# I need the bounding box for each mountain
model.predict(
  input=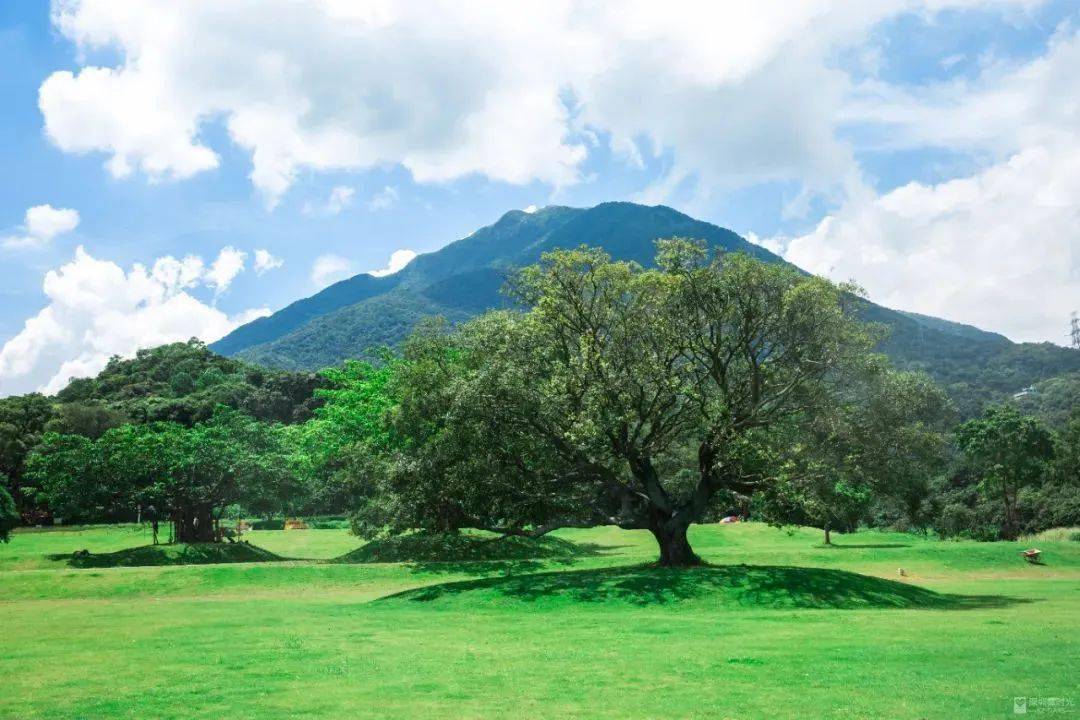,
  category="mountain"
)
[212,202,1080,416]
